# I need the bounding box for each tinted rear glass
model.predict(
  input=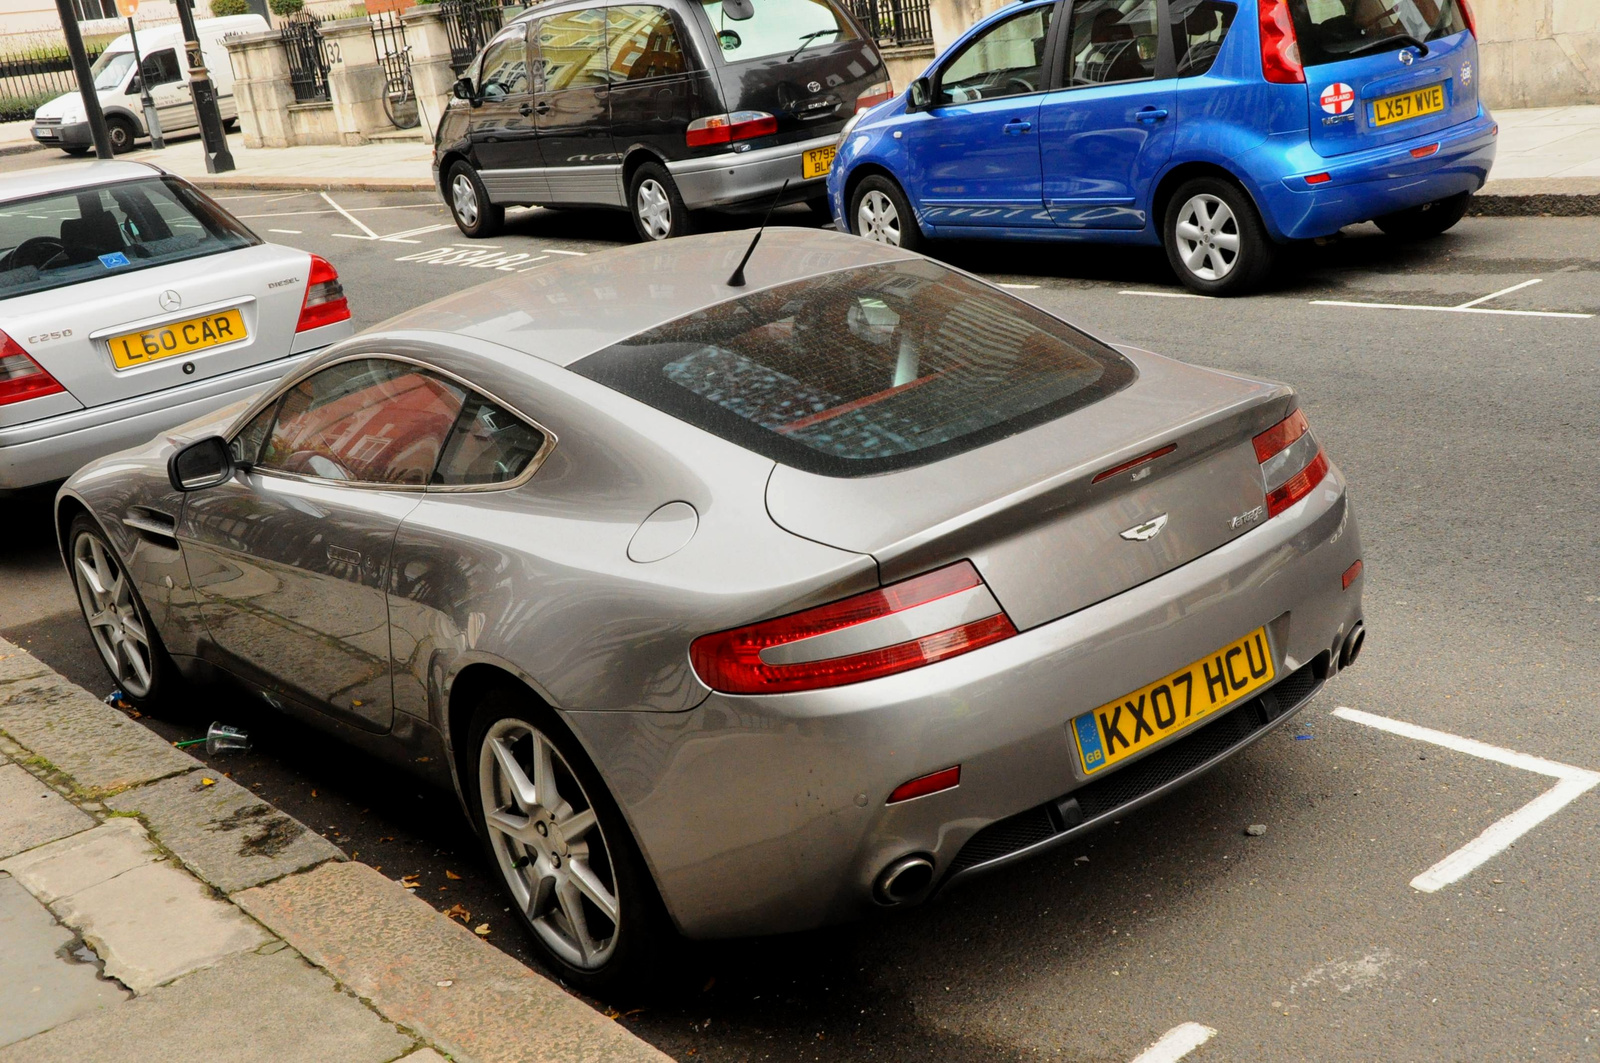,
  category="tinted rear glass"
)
[571,260,1135,477]
[0,177,259,299]
[699,0,857,62]
[1290,0,1468,66]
